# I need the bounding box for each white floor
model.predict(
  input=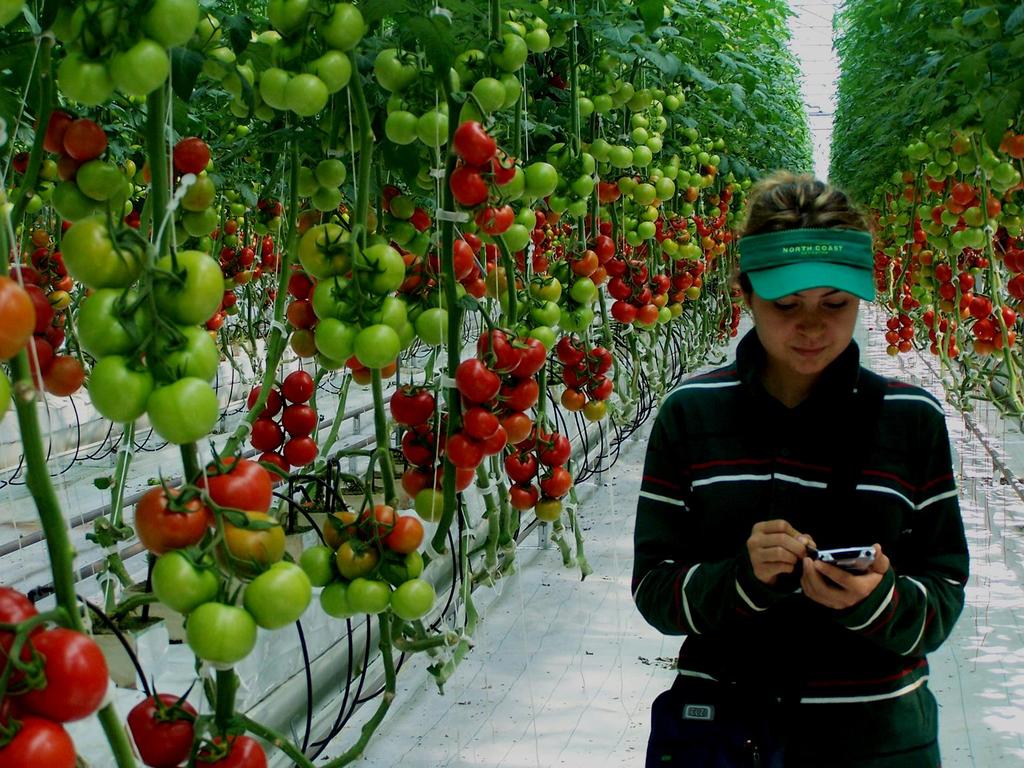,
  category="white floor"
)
[323,311,1024,768]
